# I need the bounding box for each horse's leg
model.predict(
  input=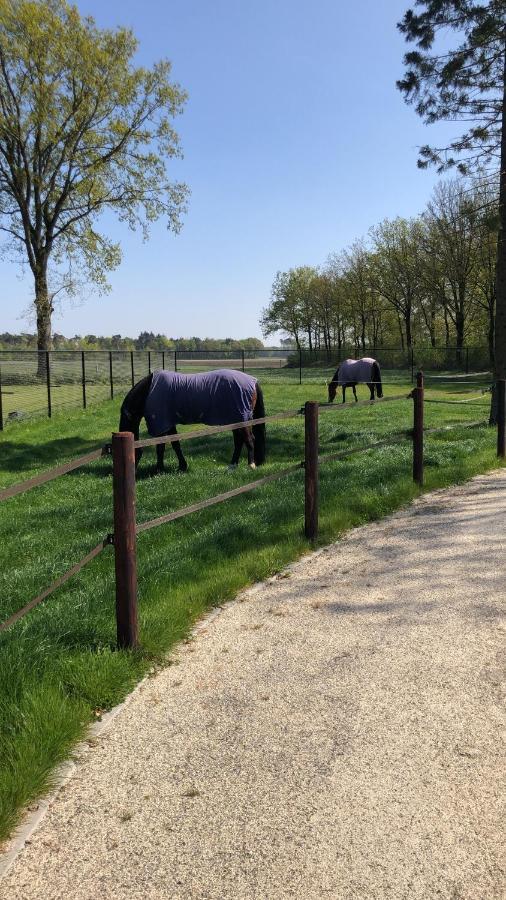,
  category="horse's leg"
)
[244,427,256,469]
[162,427,187,473]
[368,382,374,401]
[353,384,358,402]
[342,385,346,403]
[228,429,244,470]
